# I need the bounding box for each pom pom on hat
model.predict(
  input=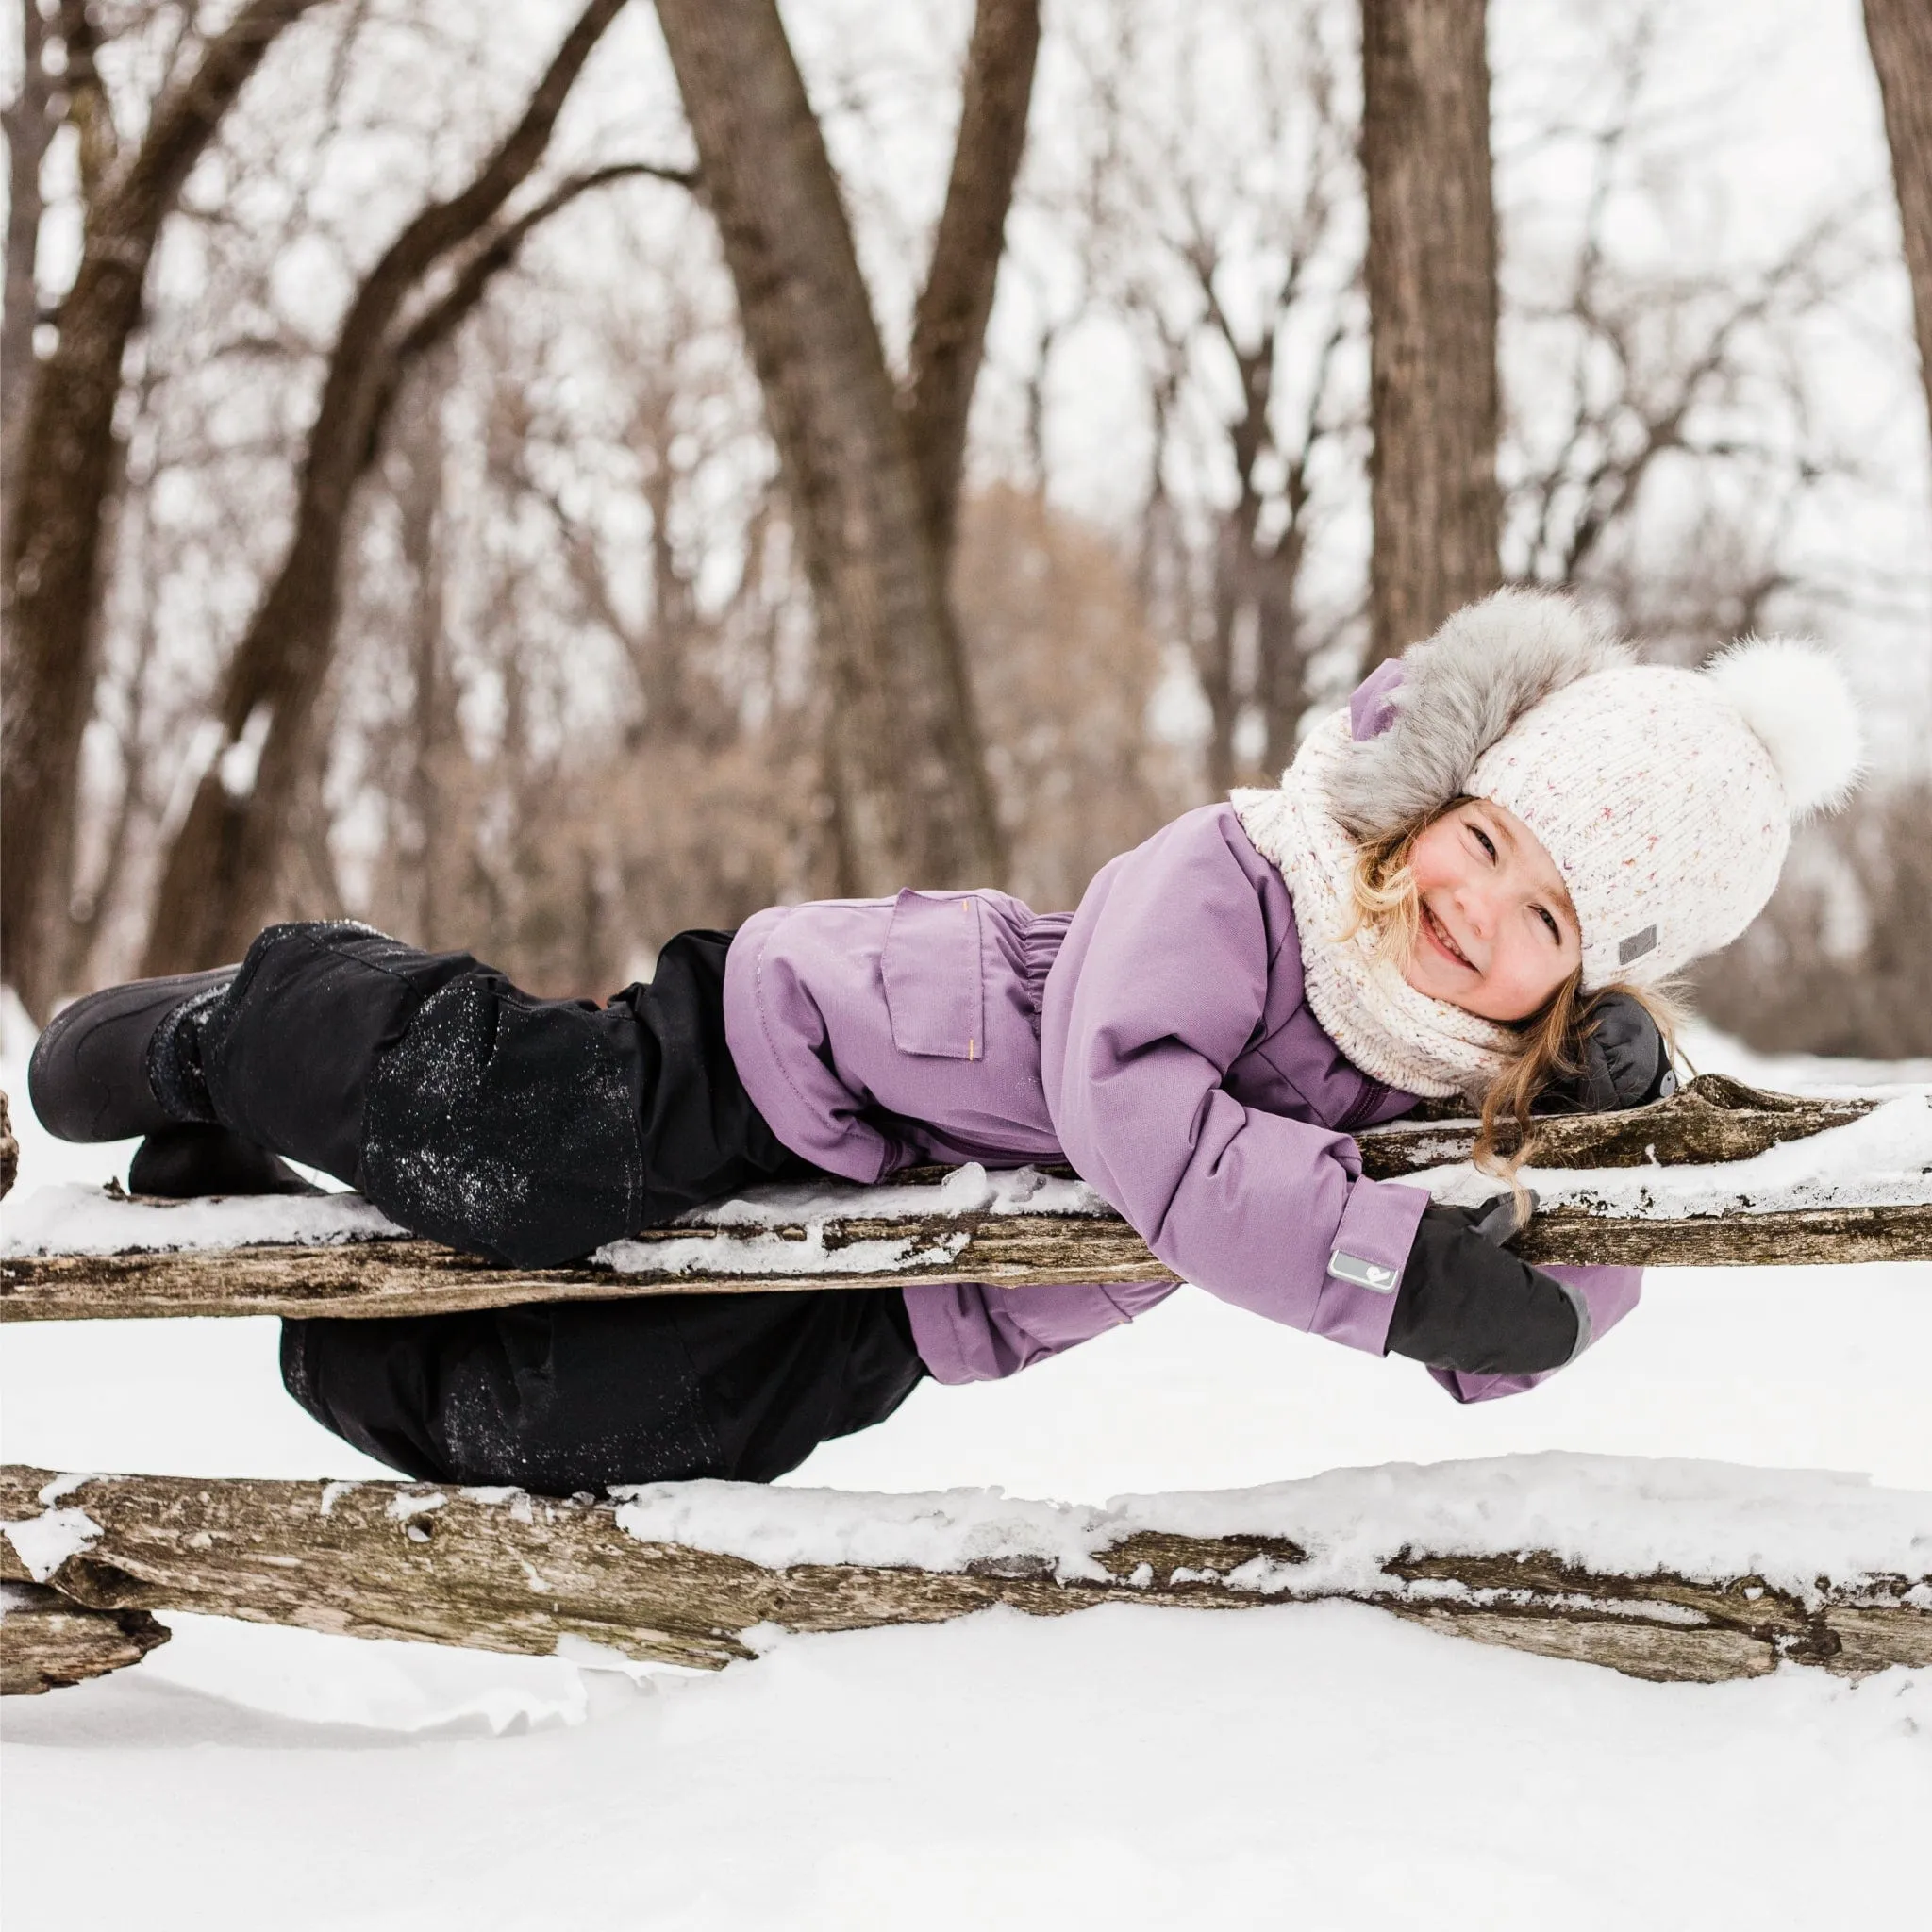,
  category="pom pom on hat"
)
[1704,637,1862,819]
